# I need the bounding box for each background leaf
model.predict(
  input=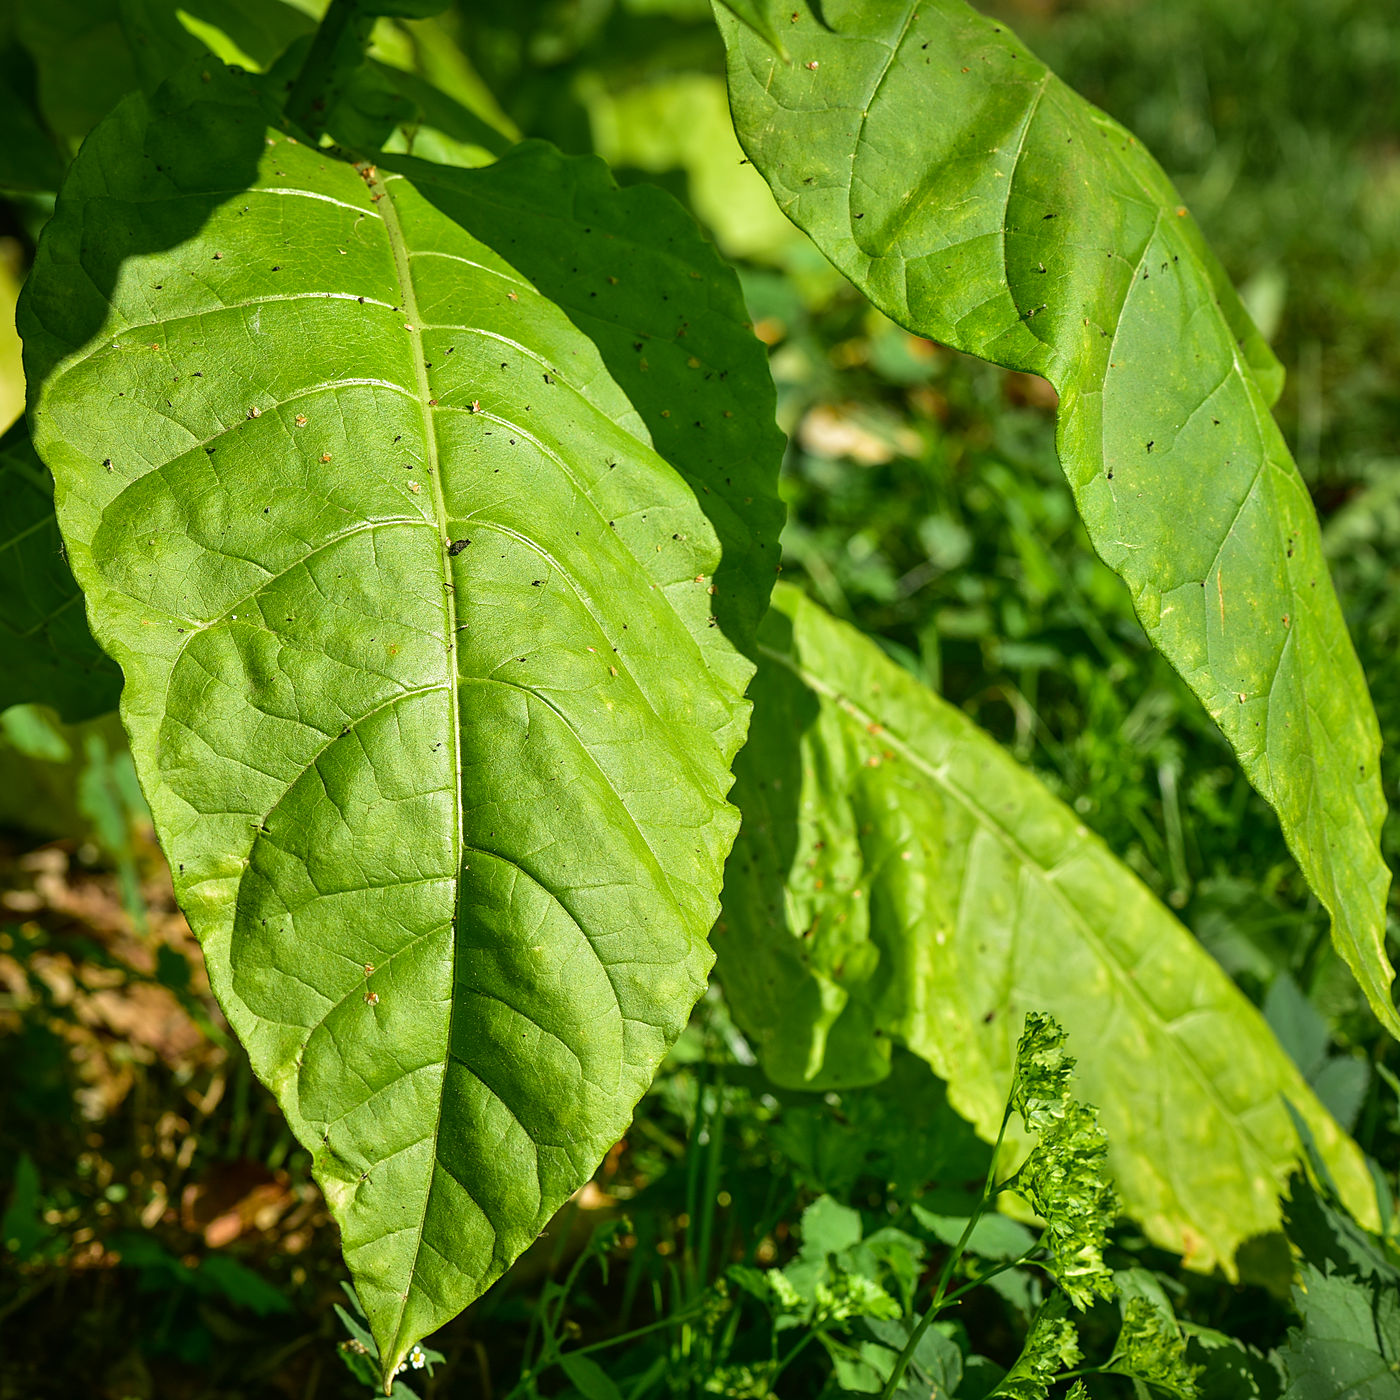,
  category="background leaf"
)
[1280,1267,1400,1400]
[716,585,1376,1269]
[14,0,317,148]
[716,0,1396,1037]
[20,66,780,1377]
